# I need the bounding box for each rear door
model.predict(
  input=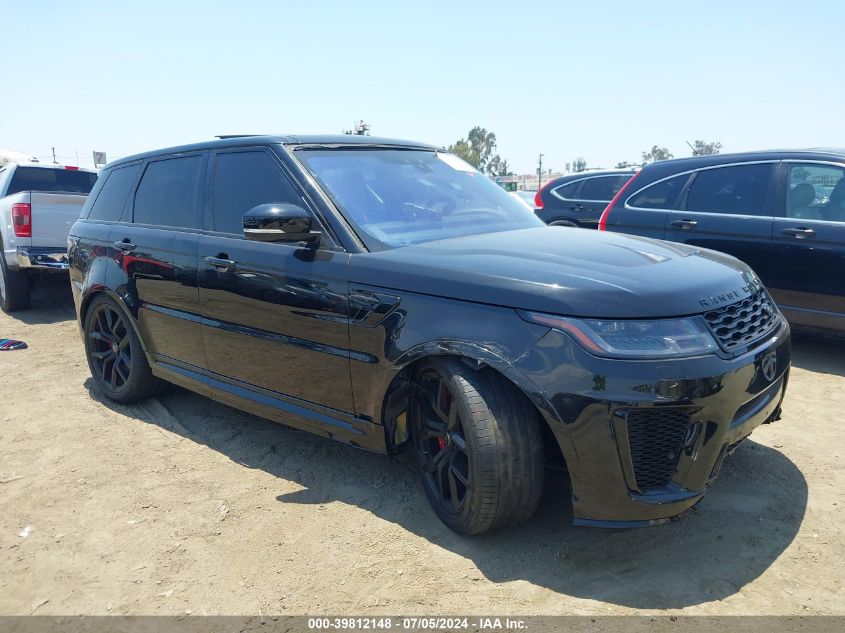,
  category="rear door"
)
[117,153,207,369]
[71,162,143,296]
[665,162,775,283]
[539,178,582,225]
[197,147,355,413]
[769,161,845,333]
[570,174,632,229]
